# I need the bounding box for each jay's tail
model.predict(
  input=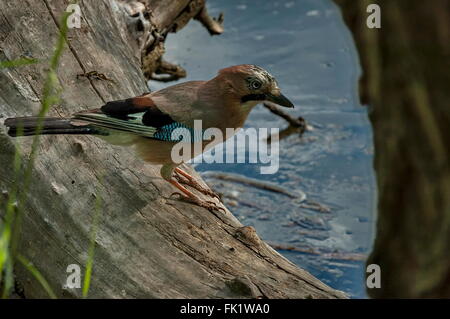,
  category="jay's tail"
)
[4,117,102,137]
